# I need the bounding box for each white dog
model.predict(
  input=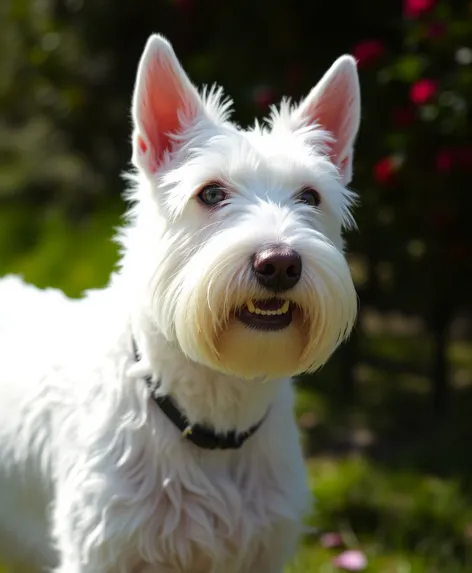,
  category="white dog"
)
[0,34,360,573]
